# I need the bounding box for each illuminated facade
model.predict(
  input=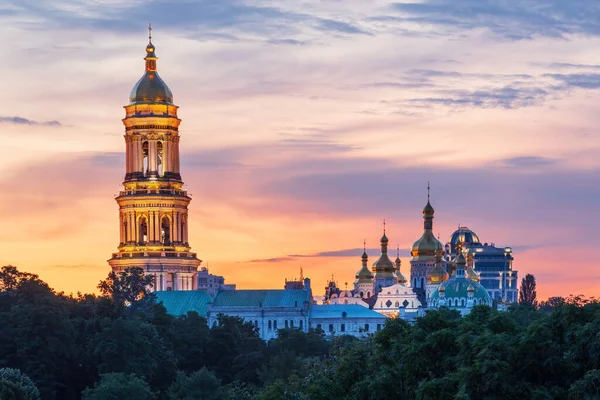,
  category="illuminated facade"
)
[445,227,519,303]
[108,30,201,291]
